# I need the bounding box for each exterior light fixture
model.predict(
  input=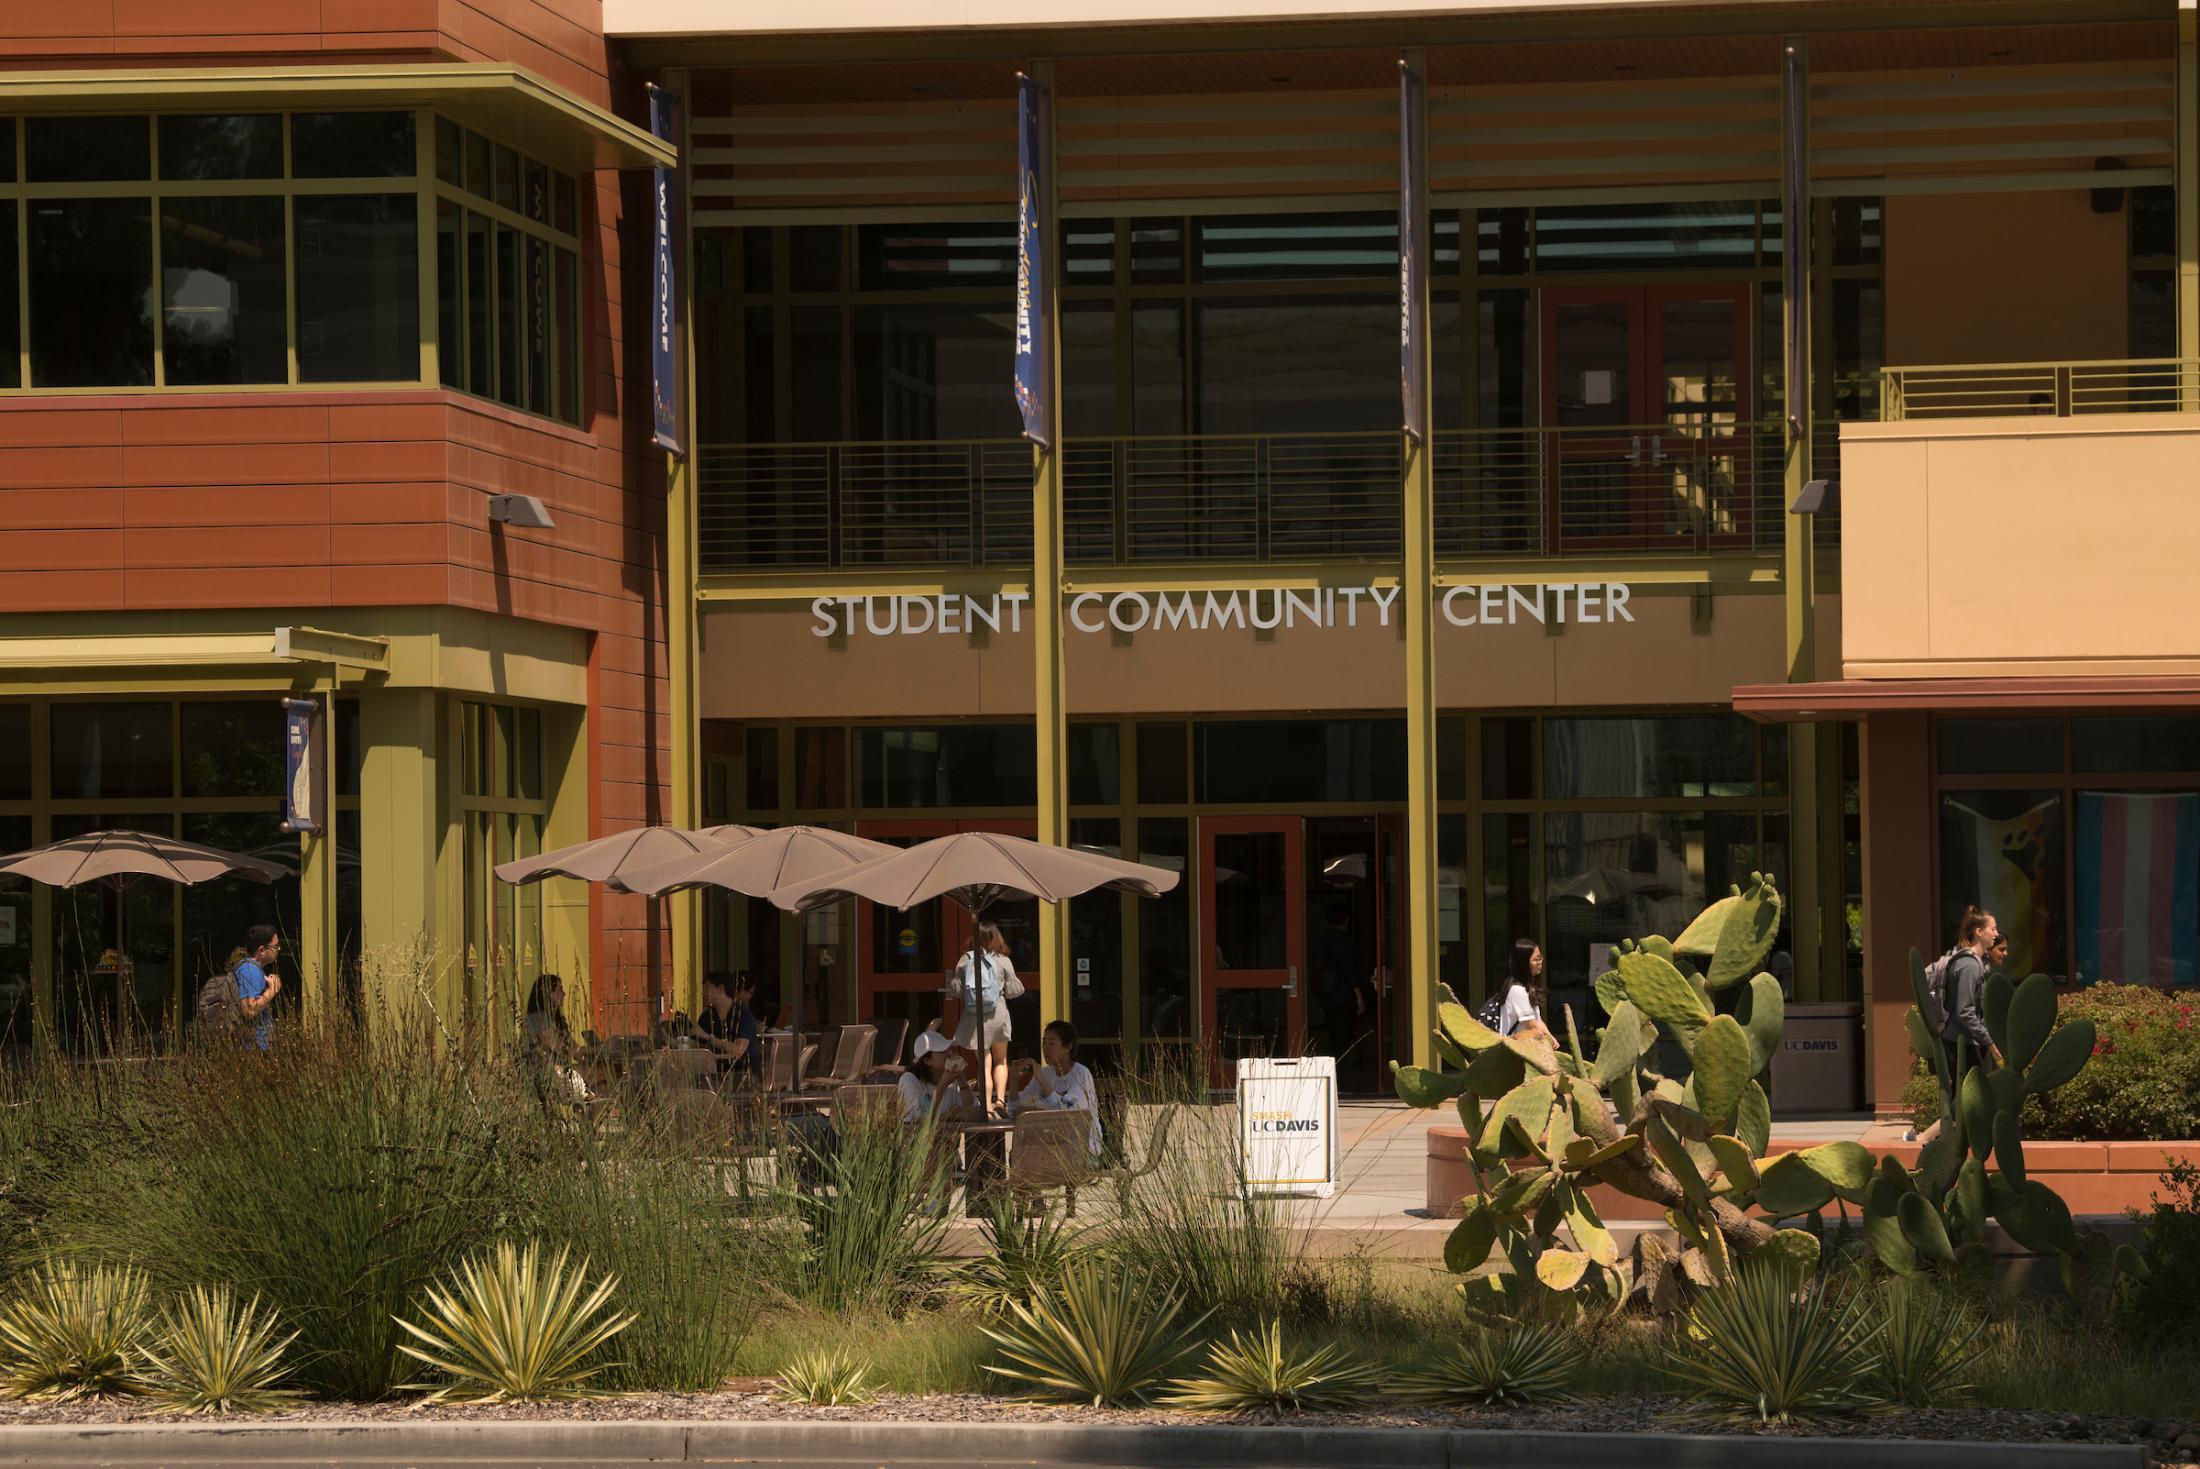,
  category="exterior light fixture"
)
[1789,479,1836,515]
[487,494,556,529]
